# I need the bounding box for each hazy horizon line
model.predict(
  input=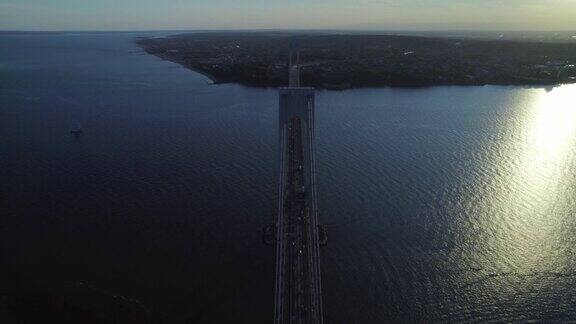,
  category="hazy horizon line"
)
[1,28,575,33]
